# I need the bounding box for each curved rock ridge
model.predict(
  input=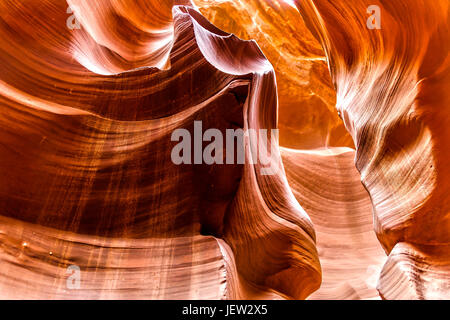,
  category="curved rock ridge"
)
[190,1,390,299]
[293,0,450,299]
[67,0,174,72]
[0,1,320,299]
[193,0,353,149]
